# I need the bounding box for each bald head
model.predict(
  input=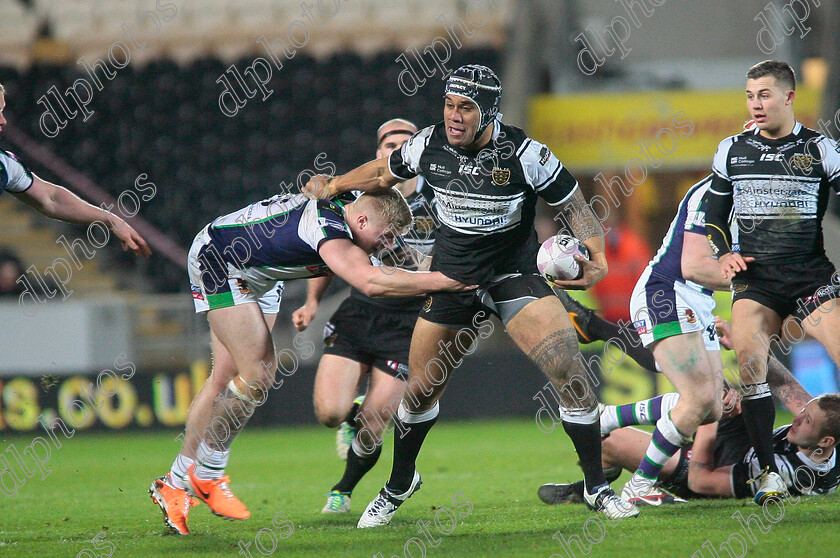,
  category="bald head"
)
[376,118,417,159]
